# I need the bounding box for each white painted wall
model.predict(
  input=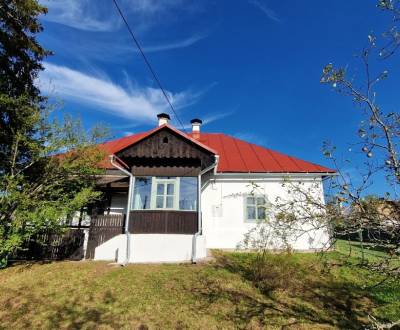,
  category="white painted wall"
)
[201,174,329,251]
[94,234,126,262]
[95,173,330,263]
[94,234,206,263]
[130,234,201,263]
